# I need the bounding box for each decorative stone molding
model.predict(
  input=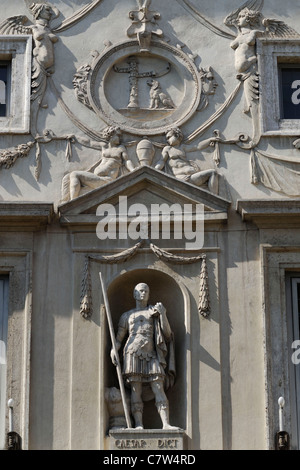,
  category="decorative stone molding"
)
[0,202,54,231]
[257,39,300,136]
[0,1,298,200]
[0,35,32,134]
[236,199,300,228]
